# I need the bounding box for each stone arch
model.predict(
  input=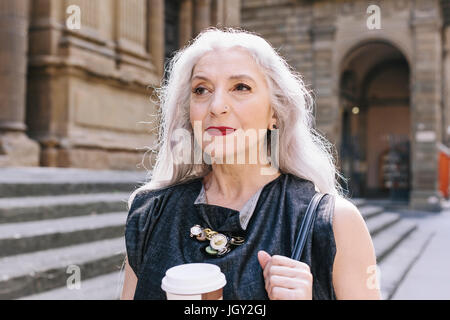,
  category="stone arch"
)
[336,35,413,78]
[337,39,411,199]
